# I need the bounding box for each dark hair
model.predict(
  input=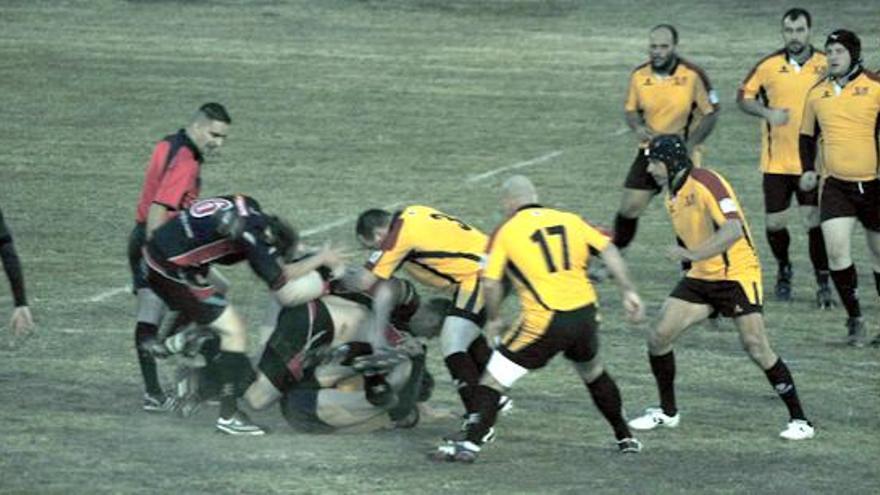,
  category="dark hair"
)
[198,102,231,124]
[651,24,678,44]
[355,209,392,239]
[782,8,811,28]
